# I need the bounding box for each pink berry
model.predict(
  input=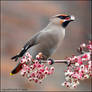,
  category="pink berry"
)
[45,66,49,70]
[37,64,41,68]
[44,70,48,74]
[50,67,55,71]
[38,80,42,84]
[48,60,52,65]
[47,72,51,75]
[36,55,40,59]
[31,72,35,77]
[23,56,26,59]
[66,84,69,87]
[28,78,32,81]
[34,78,38,83]
[20,59,25,64]
[40,69,44,72]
